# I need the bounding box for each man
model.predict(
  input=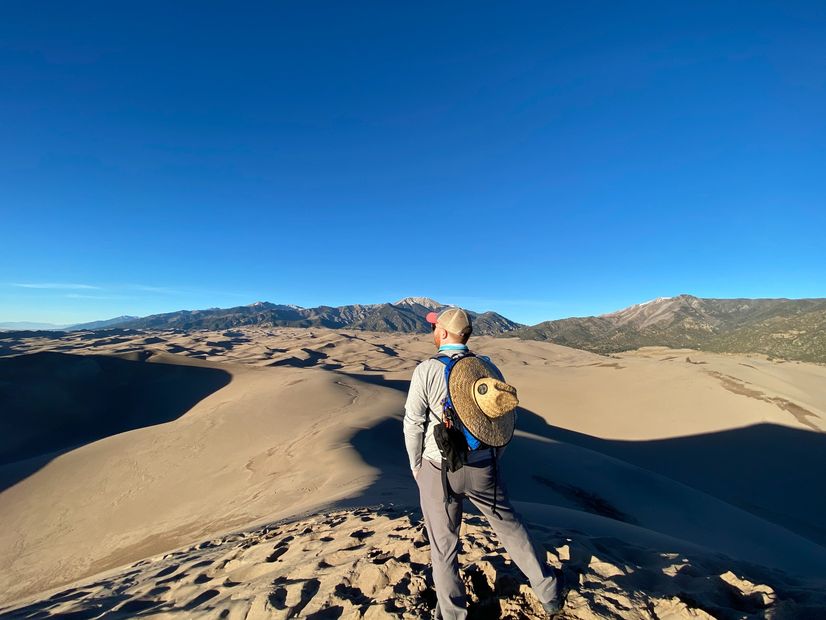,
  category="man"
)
[403,307,566,619]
